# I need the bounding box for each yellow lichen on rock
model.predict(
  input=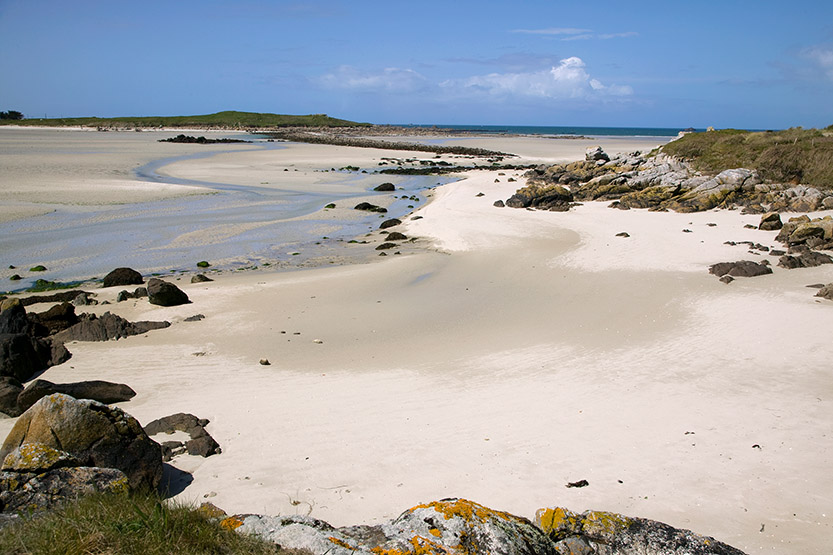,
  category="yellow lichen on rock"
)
[328,536,359,551]
[219,516,244,531]
[412,498,516,525]
[534,507,582,539]
[371,535,451,555]
[581,510,634,538]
